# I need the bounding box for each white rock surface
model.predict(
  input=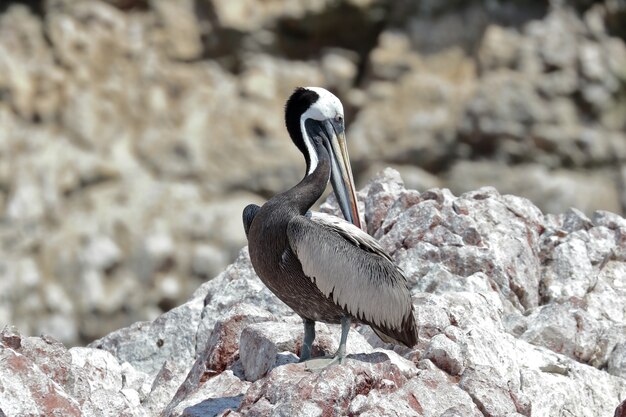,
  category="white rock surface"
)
[3,169,626,416]
[1,0,626,348]
[1,0,626,415]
